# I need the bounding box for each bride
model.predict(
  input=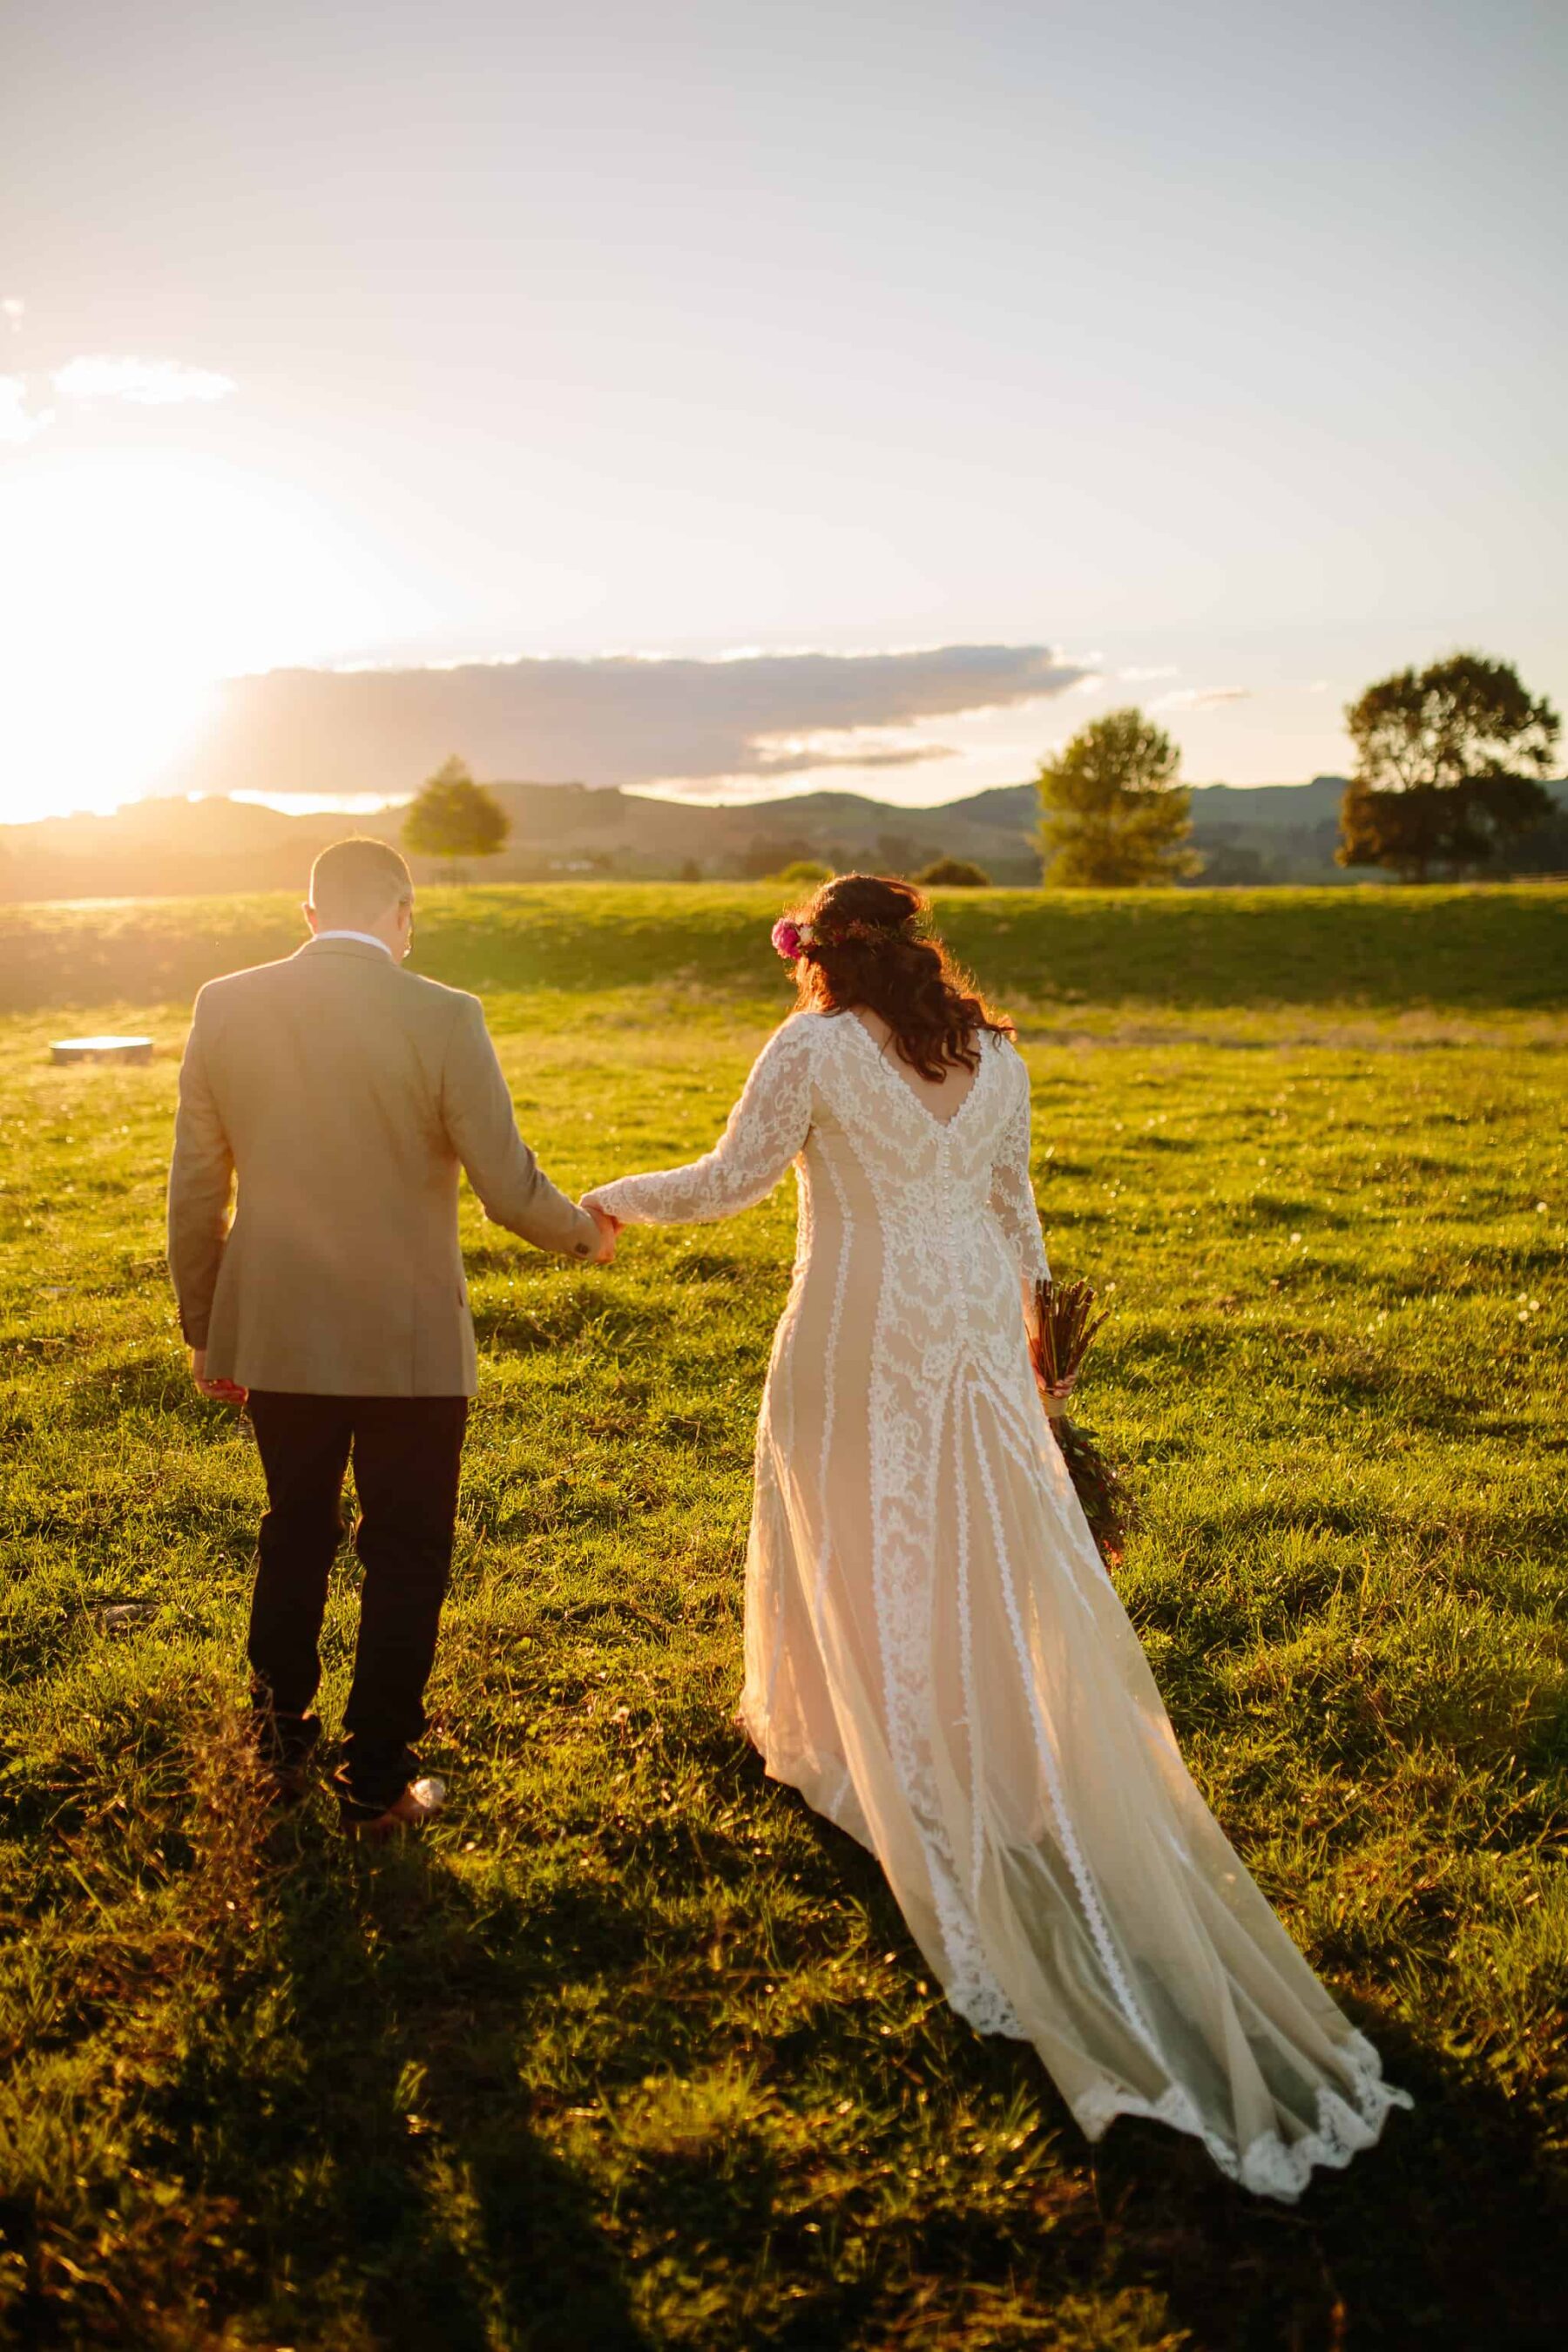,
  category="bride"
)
[584,872,1409,2199]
